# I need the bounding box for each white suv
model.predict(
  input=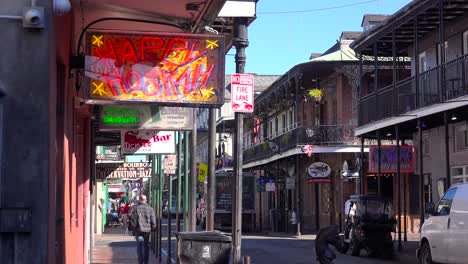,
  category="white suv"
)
[417,183,468,264]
